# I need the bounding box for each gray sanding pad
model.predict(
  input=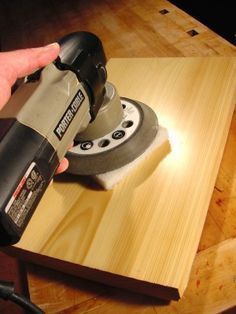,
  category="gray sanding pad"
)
[66,100,159,175]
